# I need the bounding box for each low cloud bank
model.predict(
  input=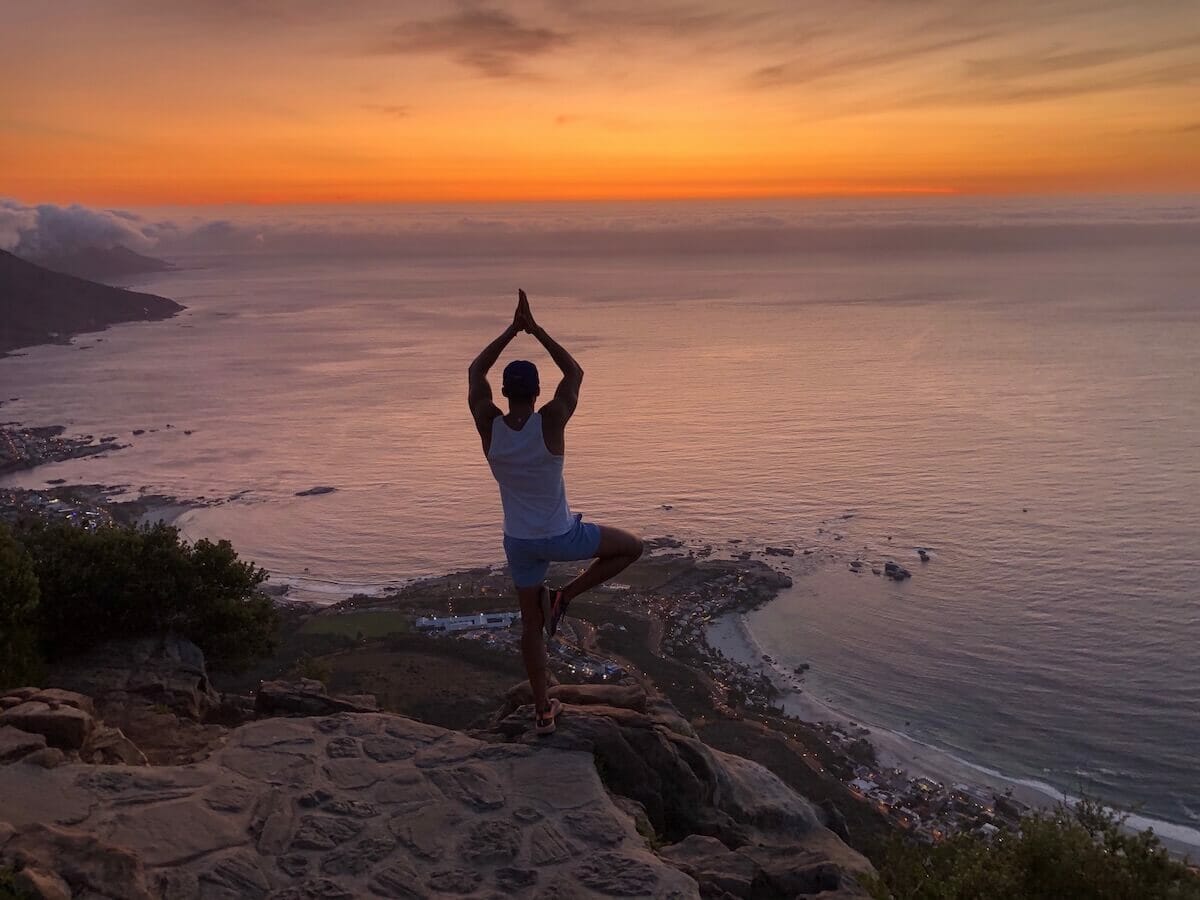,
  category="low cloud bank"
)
[3,197,1198,262]
[0,199,173,256]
